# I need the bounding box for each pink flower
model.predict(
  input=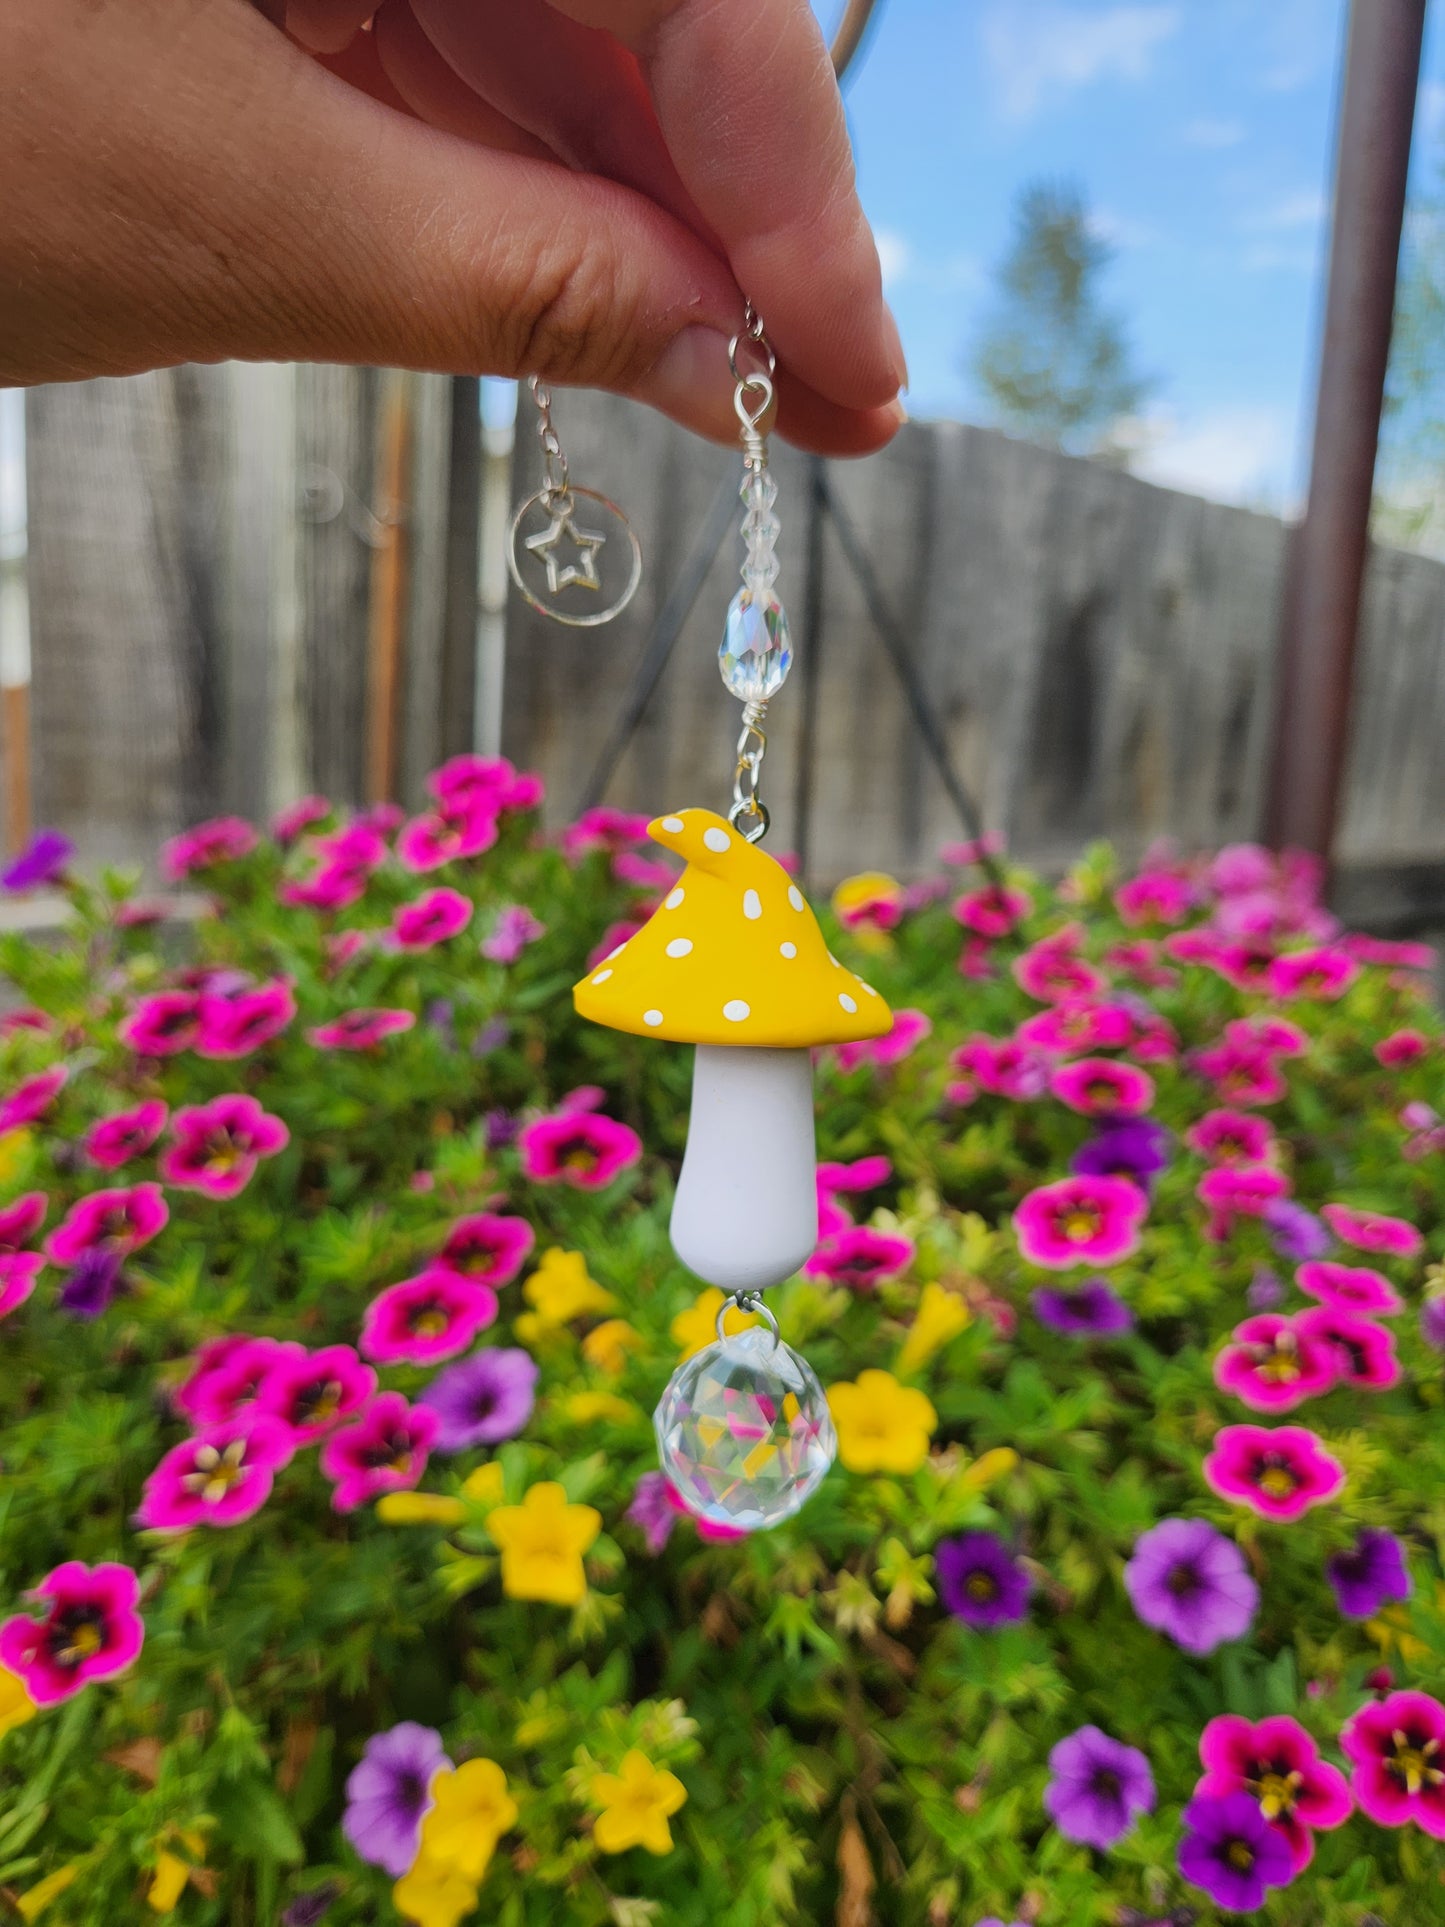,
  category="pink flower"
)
[1294,1307,1401,1391]
[1376,1029,1430,1068]
[255,1344,376,1441]
[46,1183,168,1265]
[1013,935,1105,1004]
[1213,1314,1338,1413]
[518,1110,642,1190]
[481,905,547,964]
[1321,1202,1423,1257]
[561,807,651,860]
[1342,934,1436,972]
[428,754,523,811]
[159,1094,289,1199]
[392,887,473,950]
[1225,1016,1310,1059]
[397,798,499,872]
[1192,1041,1288,1108]
[1196,1165,1291,1234]
[1268,947,1360,1001]
[835,1008,932,1074]
[1203,1423,1345,1521]
[952,1036,1051,1100]
[160,816,257,883]
[118,991,202,1057]
[359,1270,499,1364]
[1196,1714,1352,1873]
[434,1212,535,1289]
[1114,871,1193,927]
[1050,1057,1154,1118]
[307,1008,417,1051]
[0,1191,47,1250]
[817,1156,891,1239]
[1296,1260,1402,1317]
[320,1391,439,1512]
[324,930,370,974]
[1340,1690,1445,1836]
[1017,1001,1134,1055]
[280,857,371,911]
[612,851,680,893]
[195,979,296,1058]
[174,1335,301,1426]
[1210,843,1277,897]
[586,920,644,971]
[804,1226,915,1290]
[1013,1174,1148,1270]
[953,884,1031,939]
[0,1252,43,1319]
[136,1416,296,1530]
[1103,939,1178,989]
[83,1100,168,1170]
[940,832,1006,867]
[0,1008,50,1037]
[0,1067,66,1134]
[270,794,332,844]
[1186,1110,1275,1165]
[0,1561,144,1704]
